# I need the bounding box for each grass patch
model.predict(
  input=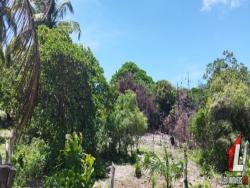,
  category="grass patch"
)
[188,149,219,178]
[190,181,211,188]
[188,149,202,164]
